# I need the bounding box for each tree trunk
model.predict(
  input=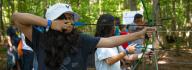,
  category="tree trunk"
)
[153,0,160,25]
[7,0,12,23]
[124,0,137,10]
[43,0,48,18]
[124,0,129,9]
[129,0,137,11]
[10,0,15,13]
[152,0,166,49]
[189,0,192,48]
[77,0,80,8]
[172,0,180,55]
[18,0,22,11]
[172,0,176,31]
[185,0,192,48]
[0,0,4,33]
[98,0,102,14]
[185,0,190,24]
